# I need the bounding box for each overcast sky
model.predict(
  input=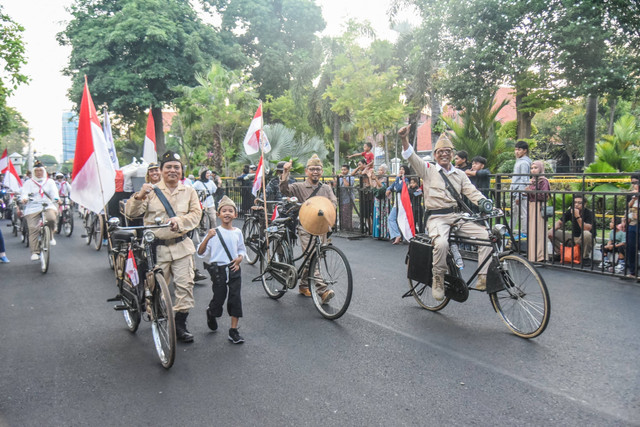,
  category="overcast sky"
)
[4,0,413,161]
